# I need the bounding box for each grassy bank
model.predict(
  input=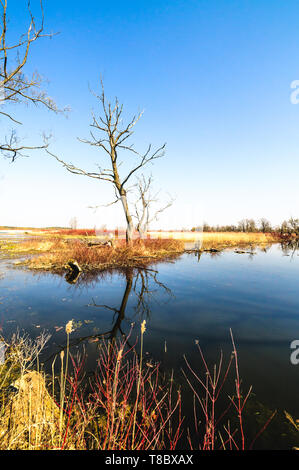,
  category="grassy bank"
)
[2,237,185,272]
[0,231,288,274]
